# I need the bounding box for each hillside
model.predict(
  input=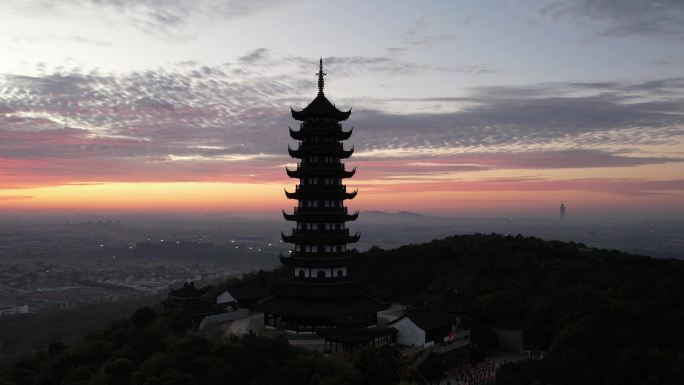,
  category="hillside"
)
[356,234,684,384]
[2,233,683,385]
